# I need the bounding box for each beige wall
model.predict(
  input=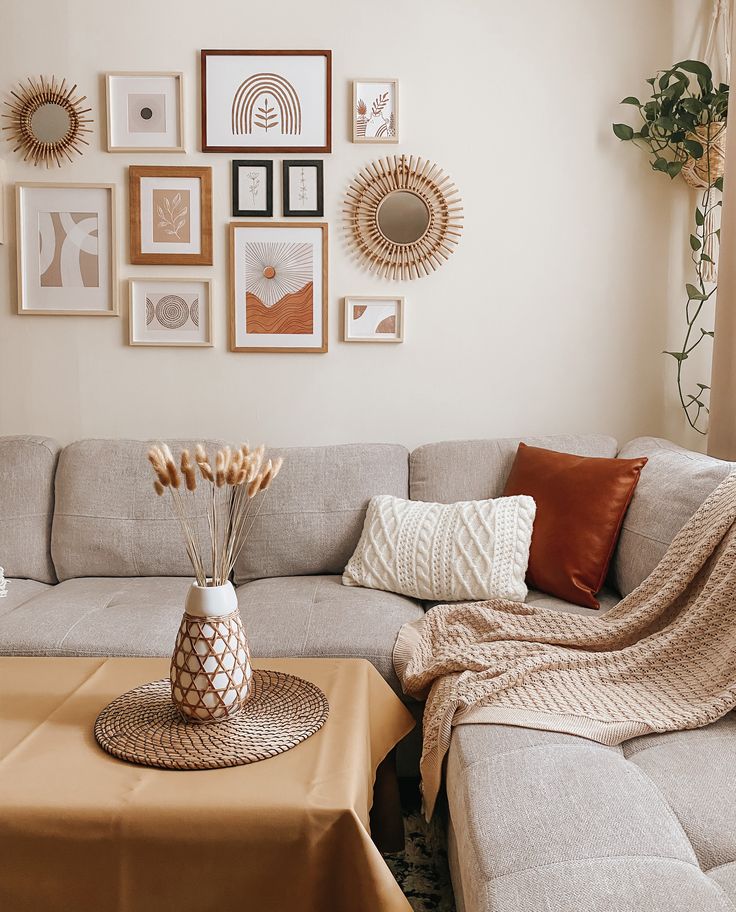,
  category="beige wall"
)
[0,0,683,449]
